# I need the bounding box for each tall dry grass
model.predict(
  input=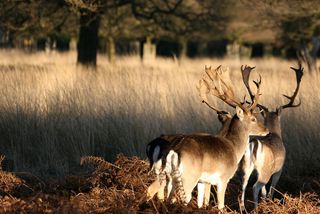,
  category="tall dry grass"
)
[0,49,319,177]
